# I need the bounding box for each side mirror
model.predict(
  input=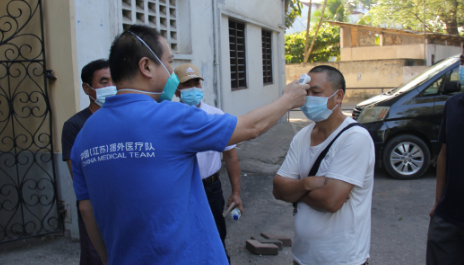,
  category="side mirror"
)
[443,81,461,94]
